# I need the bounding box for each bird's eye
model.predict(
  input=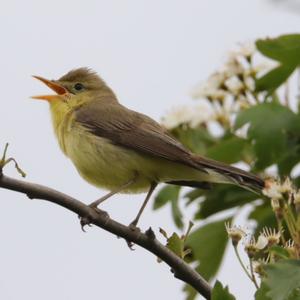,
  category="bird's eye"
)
[74,83,84,91]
